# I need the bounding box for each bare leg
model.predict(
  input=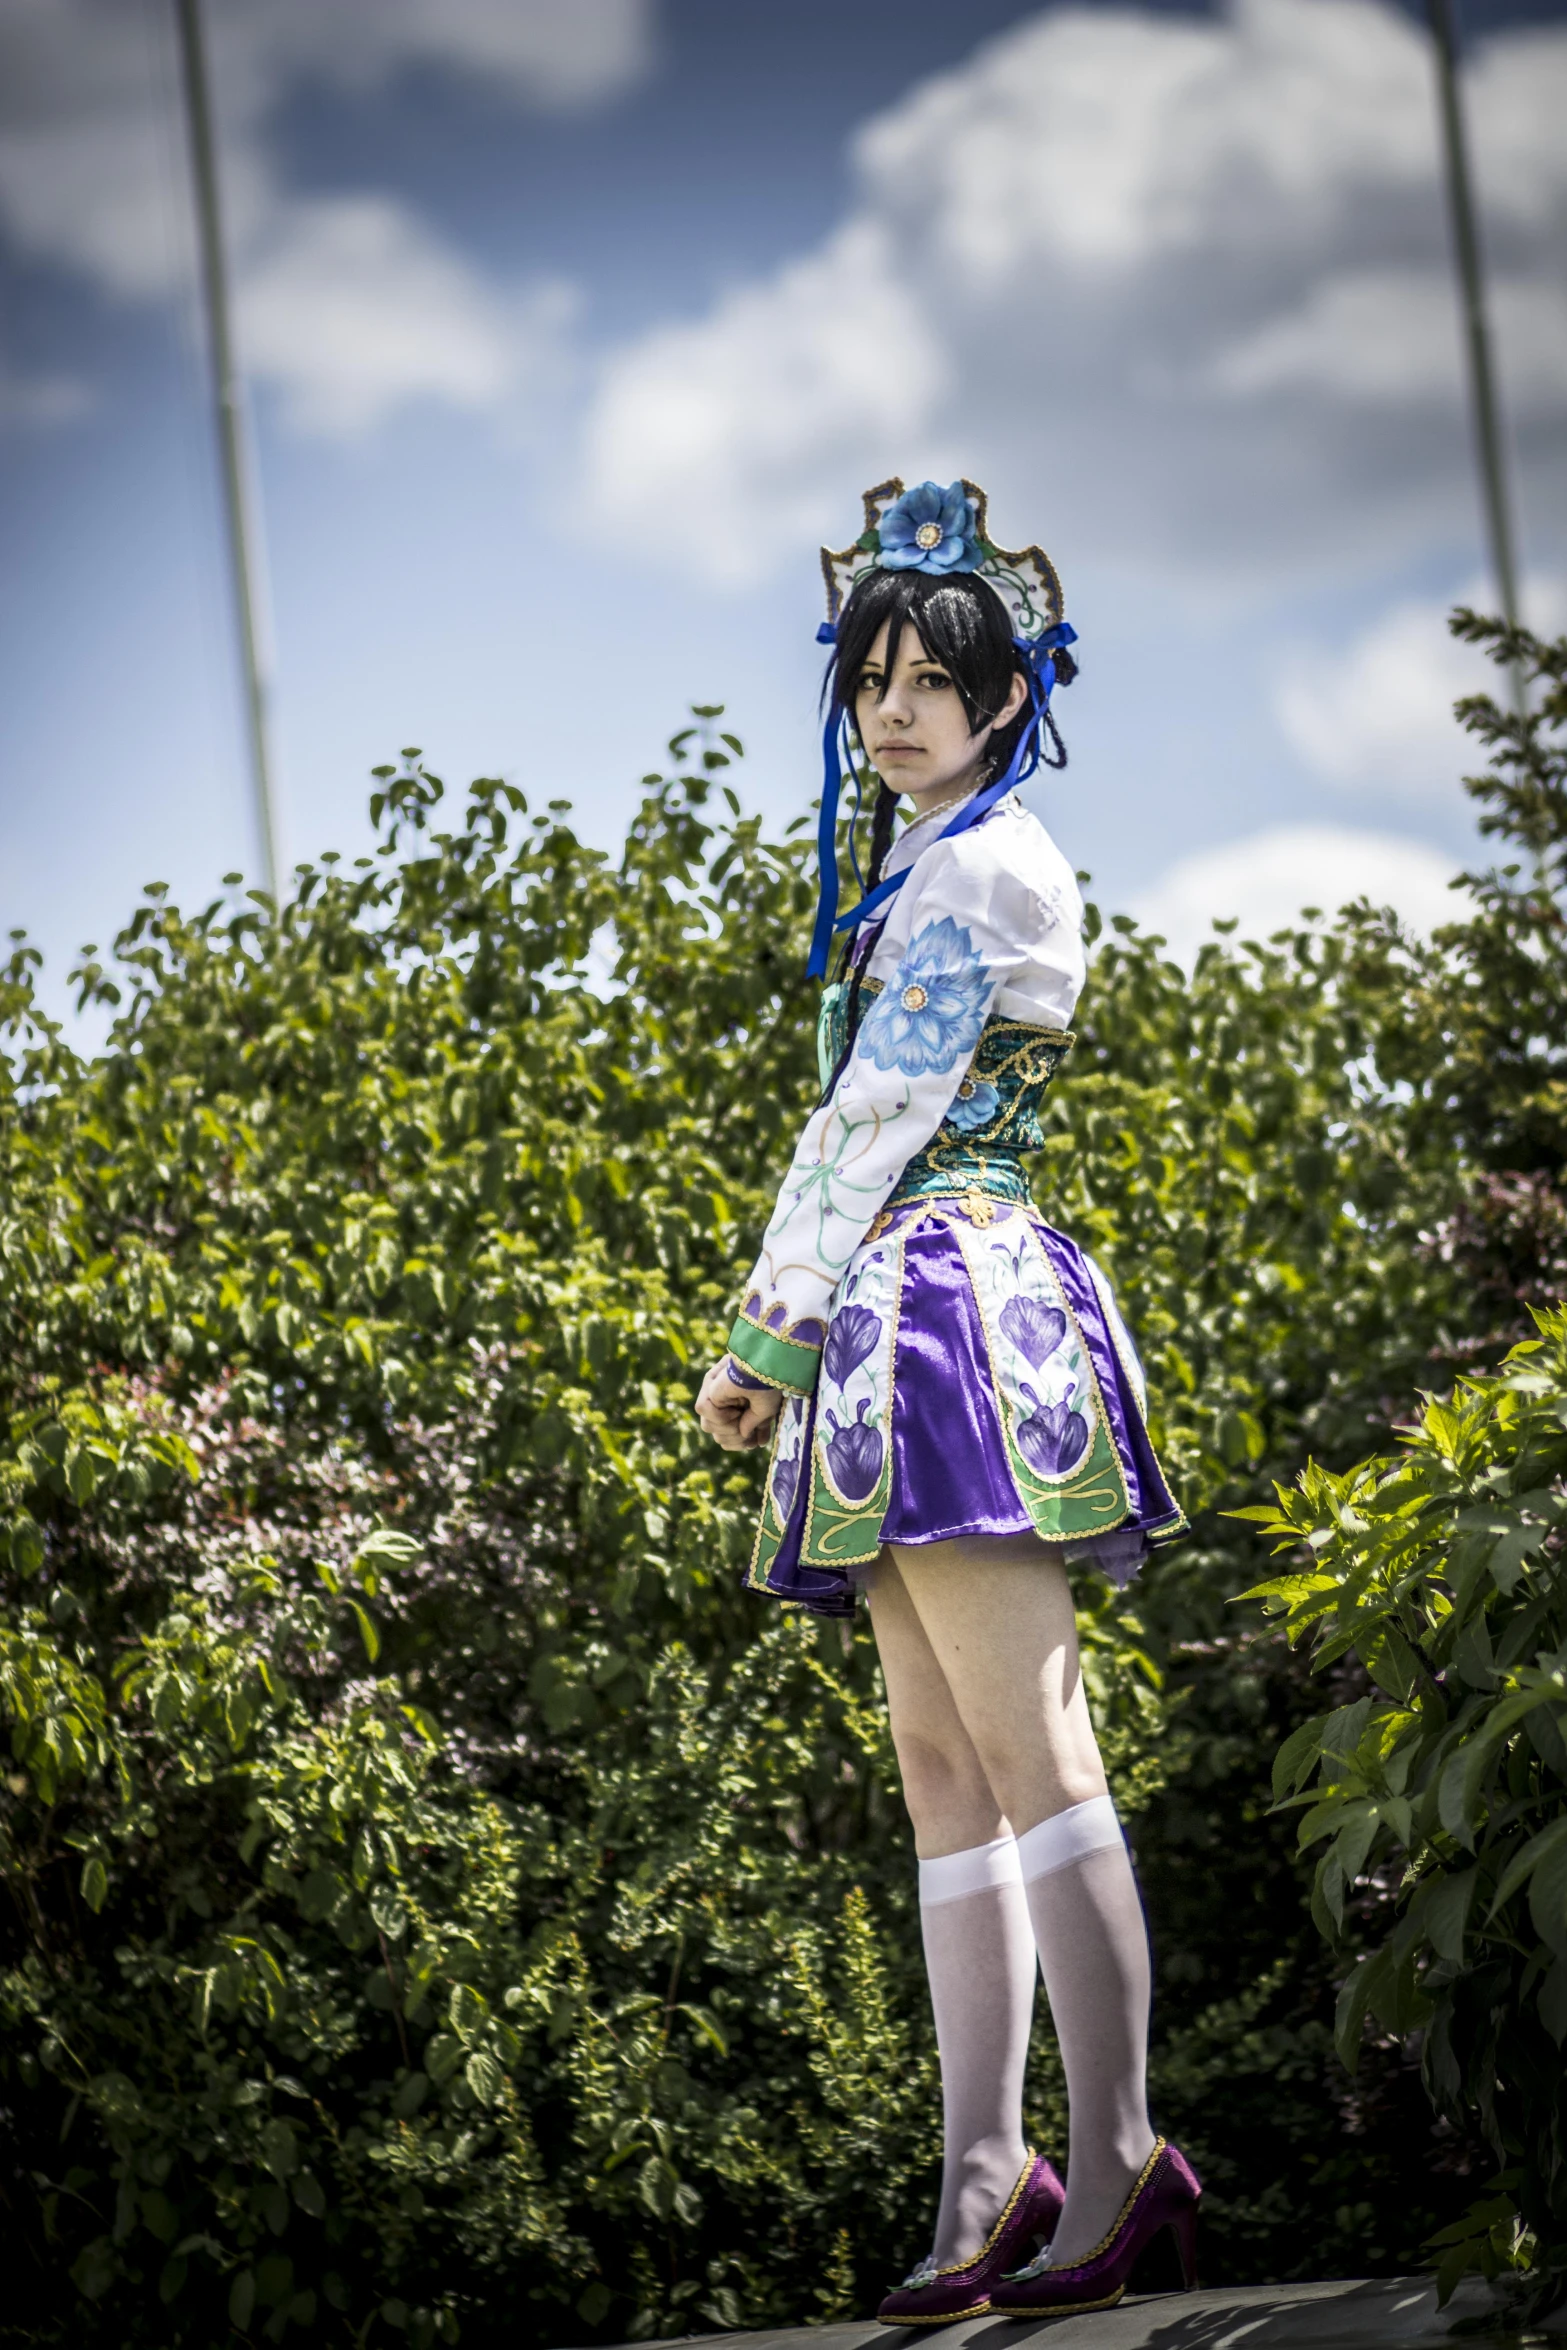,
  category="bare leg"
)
[884,1534,1107,1830]
[867,1559,1033,2267]
[884,1536,1157,2269]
